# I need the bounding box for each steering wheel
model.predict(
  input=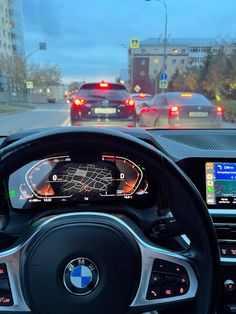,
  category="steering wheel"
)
[0,127,220,314]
